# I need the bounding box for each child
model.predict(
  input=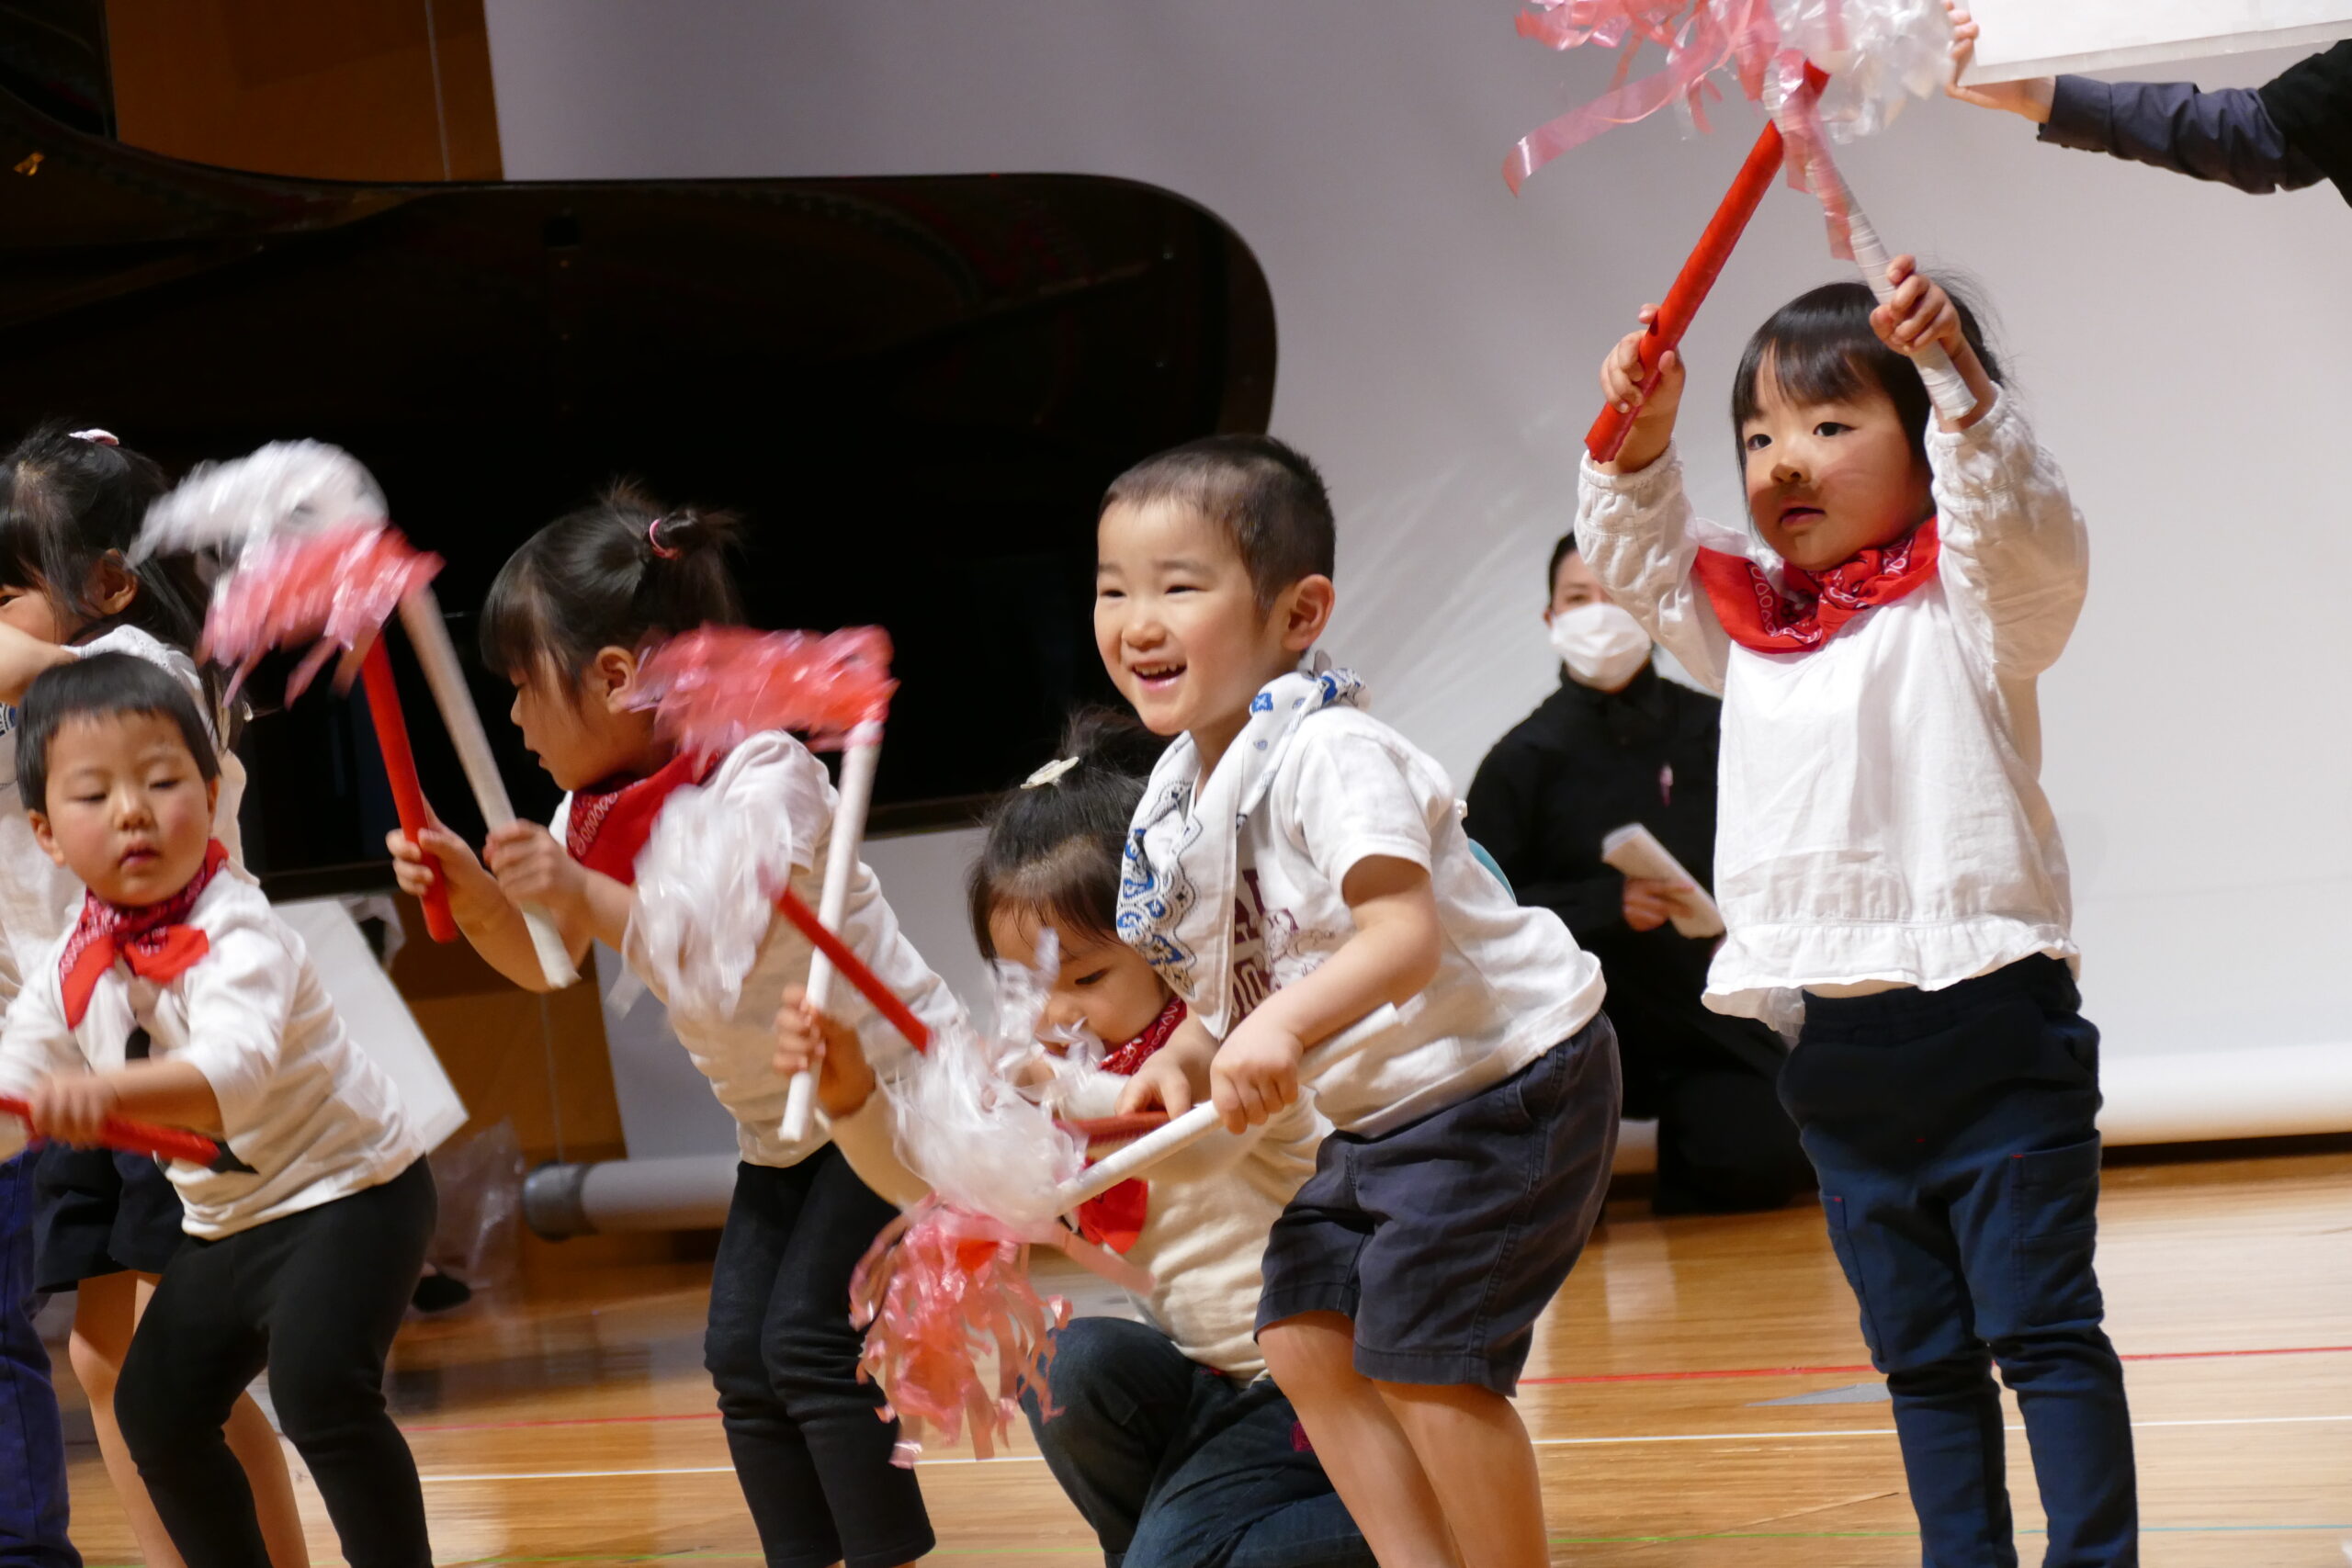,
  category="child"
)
[388,485,957,1568]
[1094,435,1621,1568]
[0,653,433,1568]
[777,710,1375,1568]
[1577,260,2134,1562]
[0,425,305,1568]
